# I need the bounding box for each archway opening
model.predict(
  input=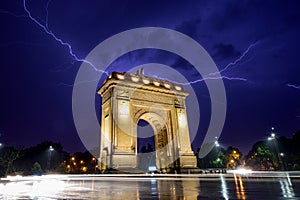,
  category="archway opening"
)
[137,119,156,171]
